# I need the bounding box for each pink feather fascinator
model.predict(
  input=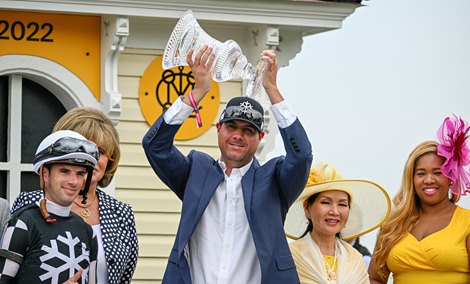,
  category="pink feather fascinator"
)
[436,115,470,196]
